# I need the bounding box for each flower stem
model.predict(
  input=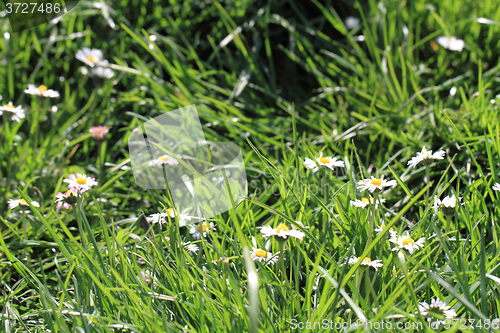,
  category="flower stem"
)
[425,164,431,207]
[364,193,378,256]
[278,241,286,284]
[73,200,87,250]
[445,215,452,234]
